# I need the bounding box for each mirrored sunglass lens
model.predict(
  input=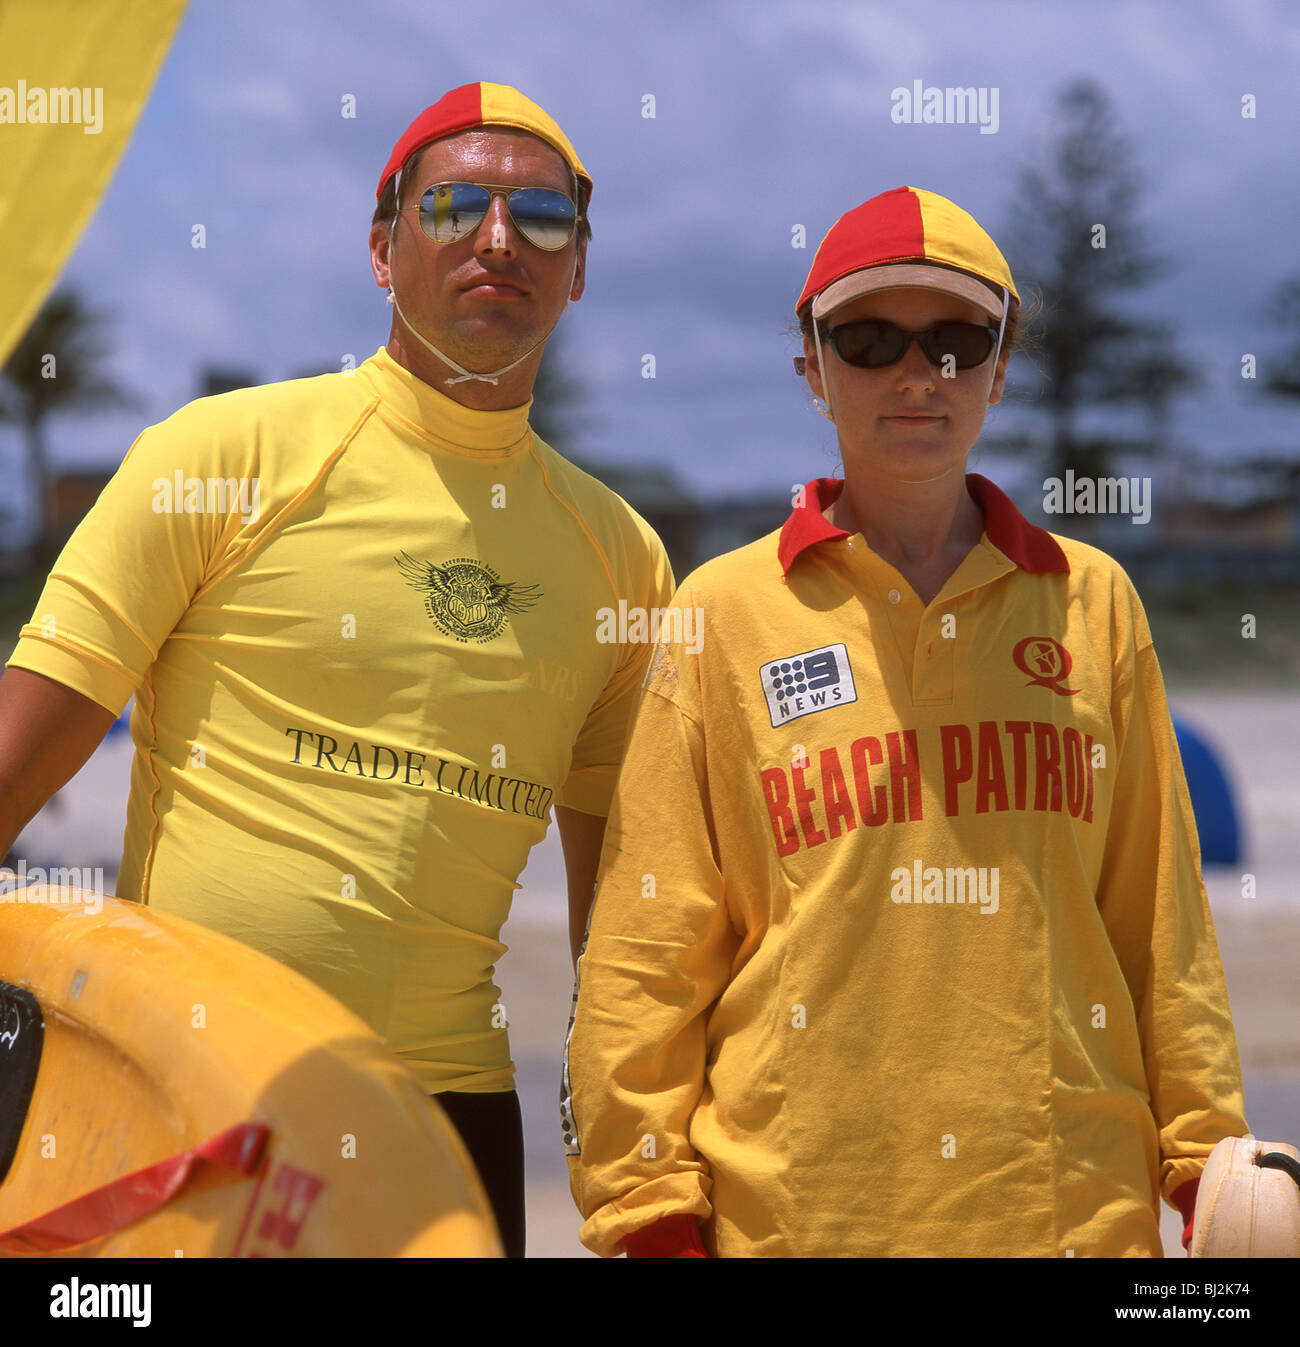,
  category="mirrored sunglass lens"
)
[507,188,576,248]
[832,322,904,366]
[418,184,490,241]
[927,323,993,367]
